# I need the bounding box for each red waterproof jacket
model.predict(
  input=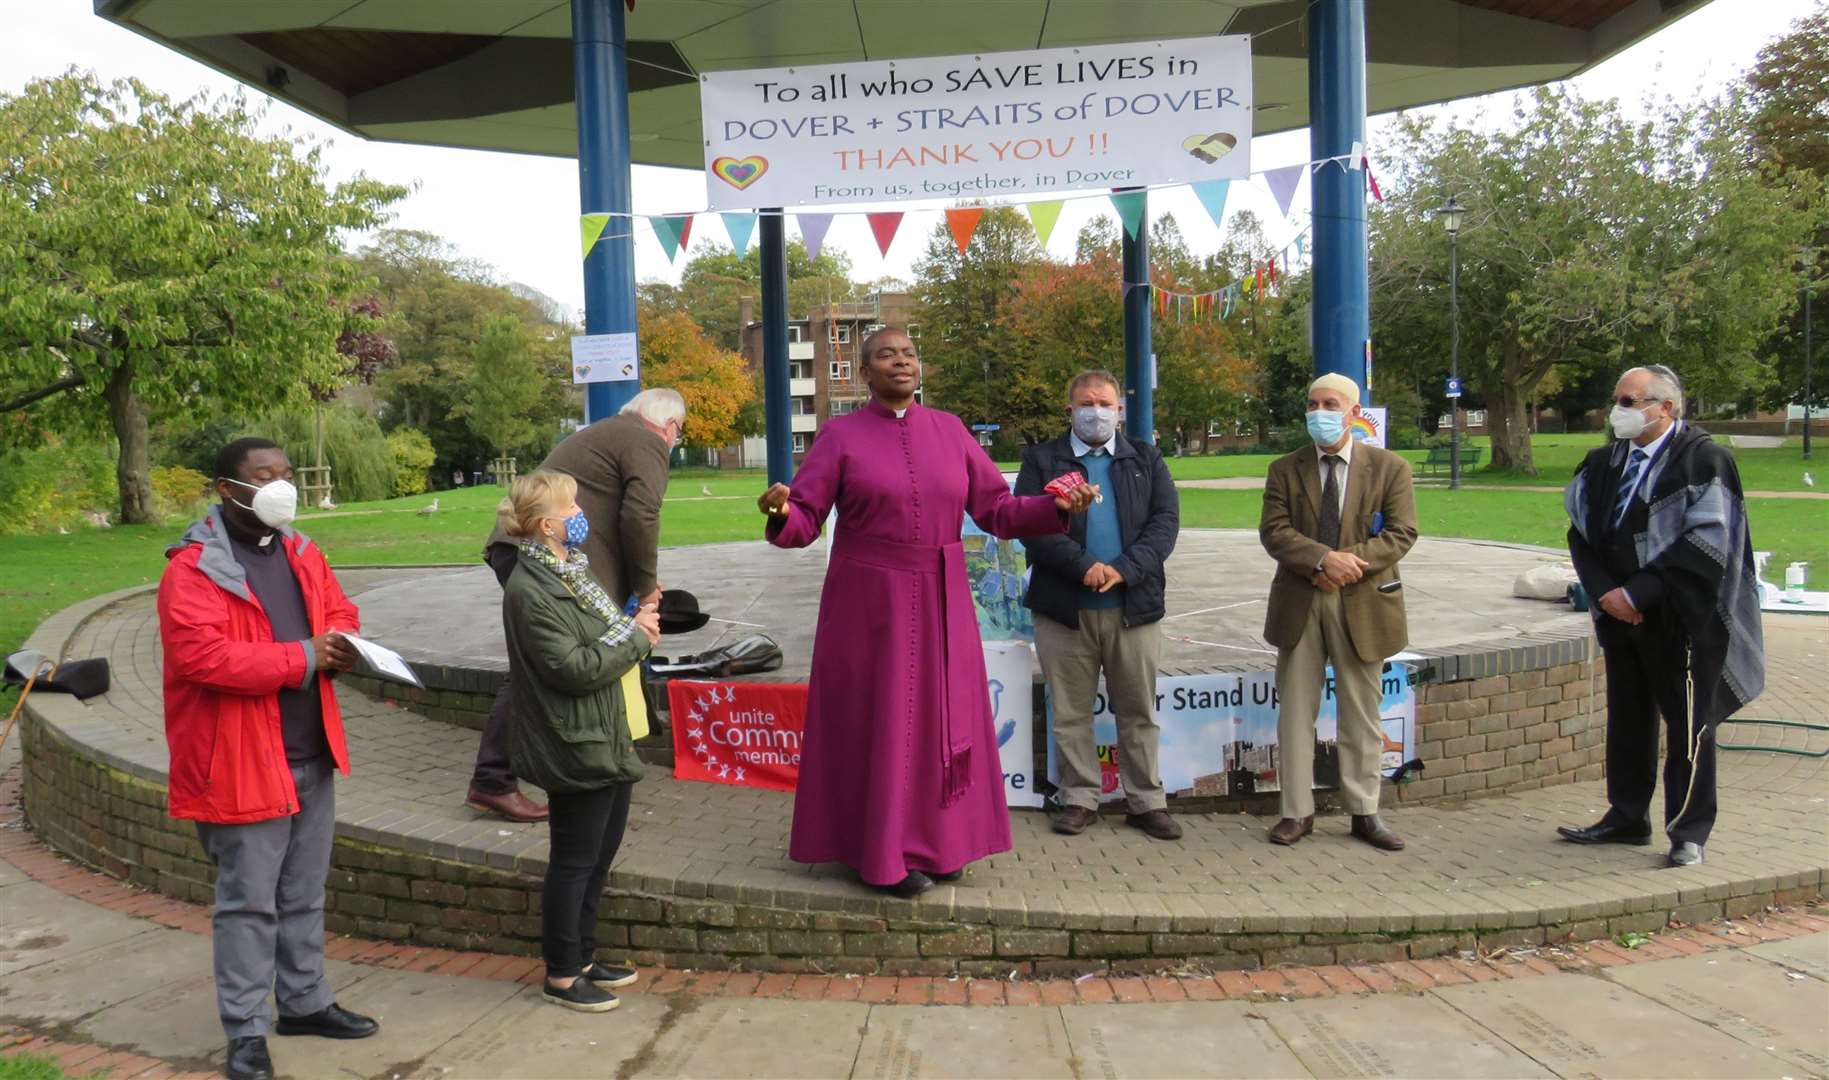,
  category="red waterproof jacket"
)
[157,508,360,824]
